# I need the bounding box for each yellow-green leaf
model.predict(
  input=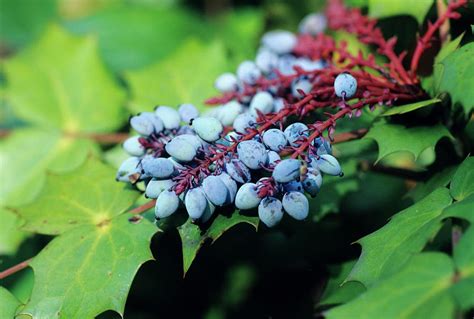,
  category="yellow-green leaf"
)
[17,158,139,235]
[18,214,157,319]
[4,24,127,132]
[382,98,441,116]
[126,39,229,113]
